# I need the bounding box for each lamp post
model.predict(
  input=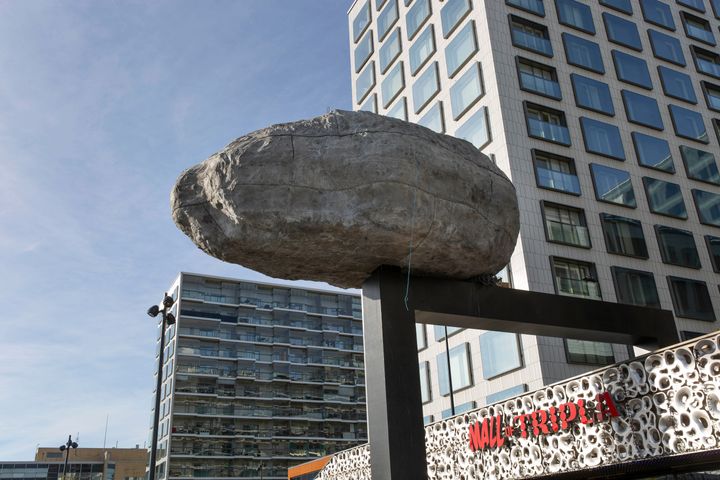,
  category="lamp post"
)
[59,435,78,480]
[146,293,176,480]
